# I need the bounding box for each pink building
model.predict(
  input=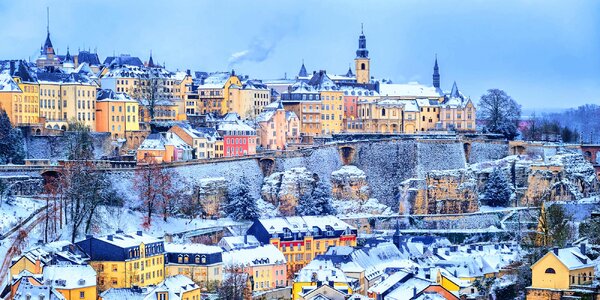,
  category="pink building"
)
[222,244,287,292]
[256,101,300,150]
